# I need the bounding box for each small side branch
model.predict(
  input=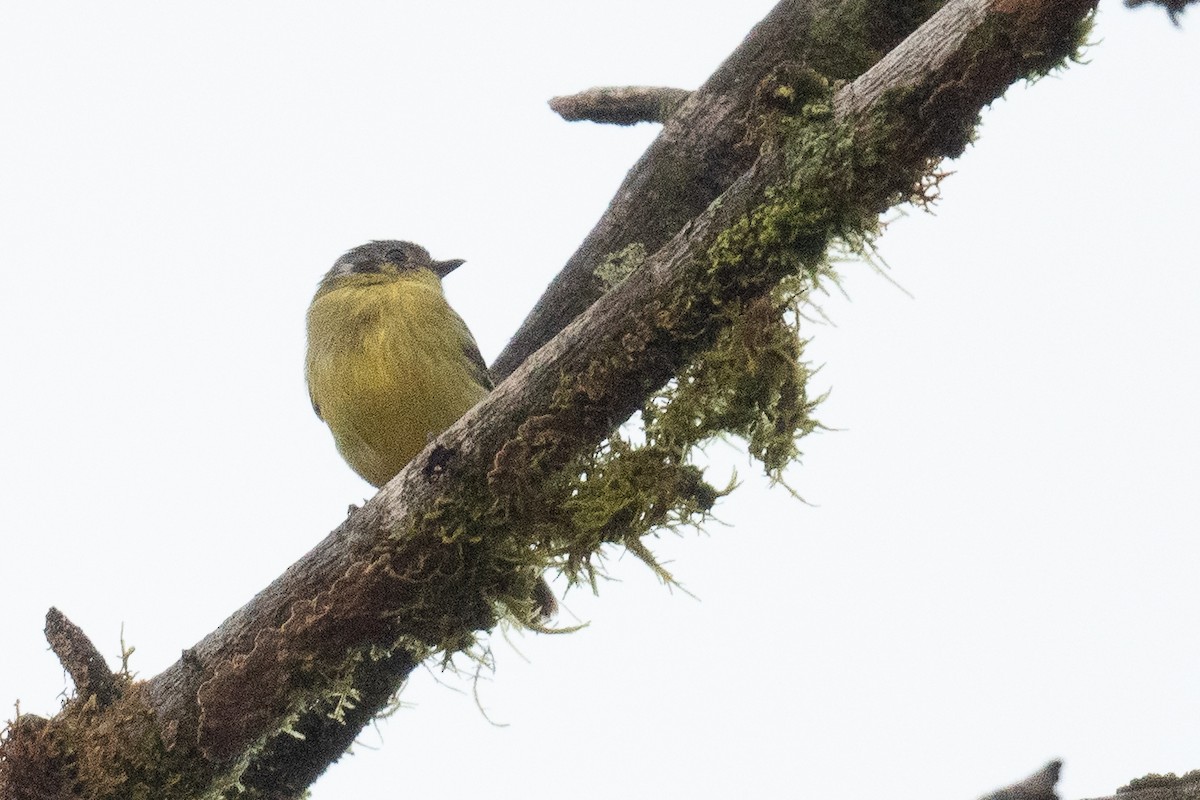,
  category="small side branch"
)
[981,761,1062,800]
[548,86,692,125]
[44,607,121,709]
[1084,770,1200,800]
